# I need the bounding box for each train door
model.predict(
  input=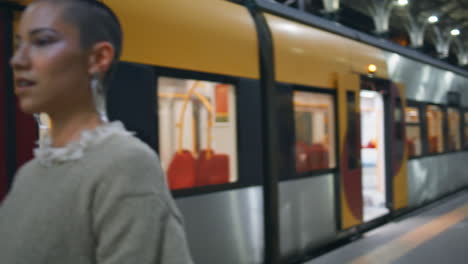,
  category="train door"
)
[388,83,408,210]
[338,73,363,229]
[360,89,388,221]
[338,74,408,229]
